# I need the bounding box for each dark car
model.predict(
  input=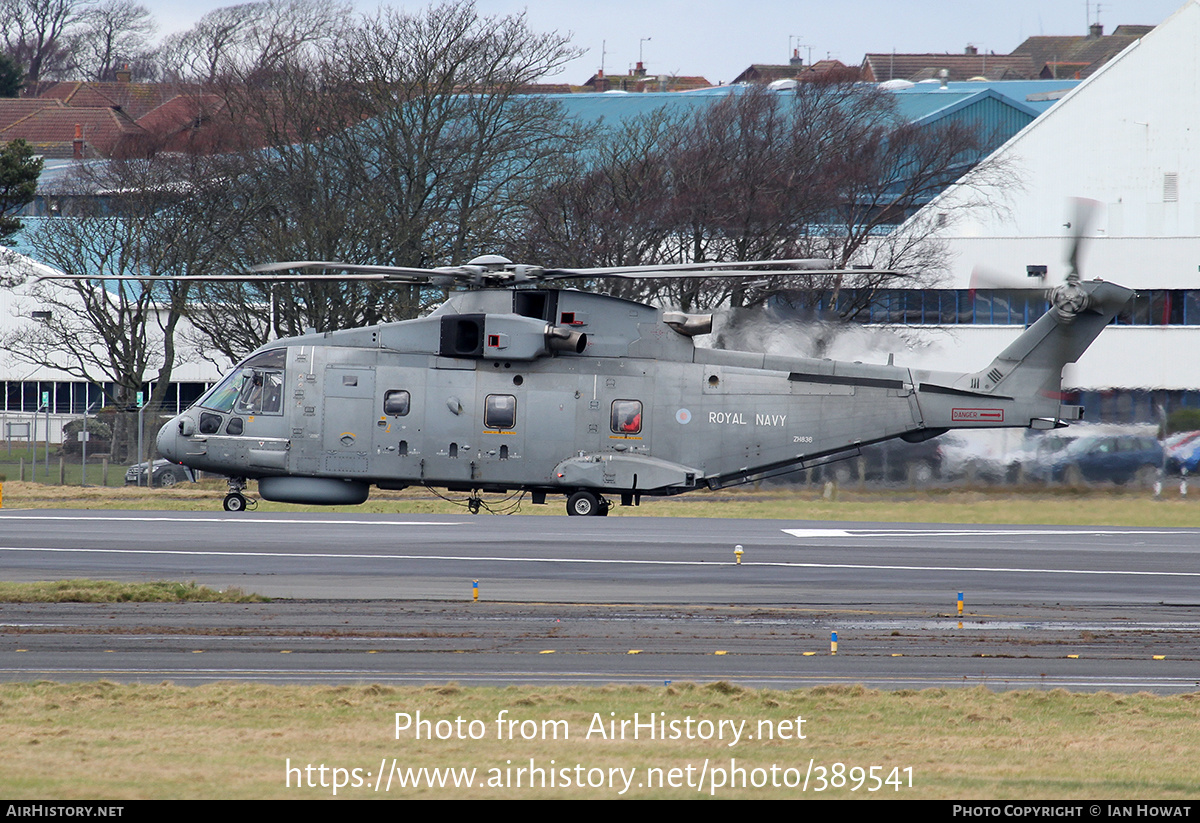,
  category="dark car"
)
[125,459,194,488]
[1043,434,1165,486]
